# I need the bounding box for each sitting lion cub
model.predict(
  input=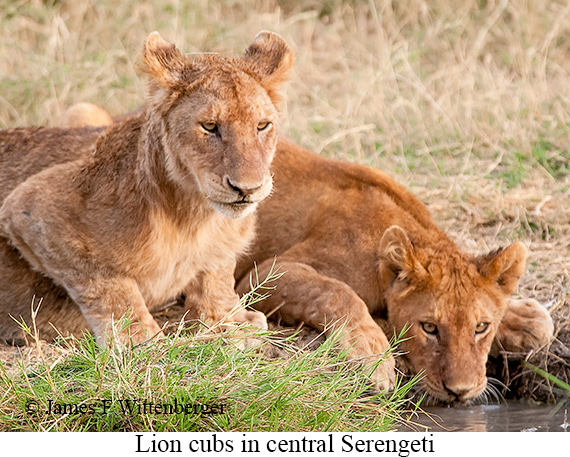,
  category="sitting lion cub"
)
[0,31,293,345]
